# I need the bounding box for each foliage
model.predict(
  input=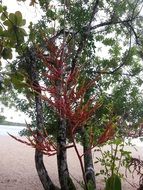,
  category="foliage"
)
[0,114,5,122]
[105,174,122,190]
[95,135,133,189]
[0,4,27,60]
